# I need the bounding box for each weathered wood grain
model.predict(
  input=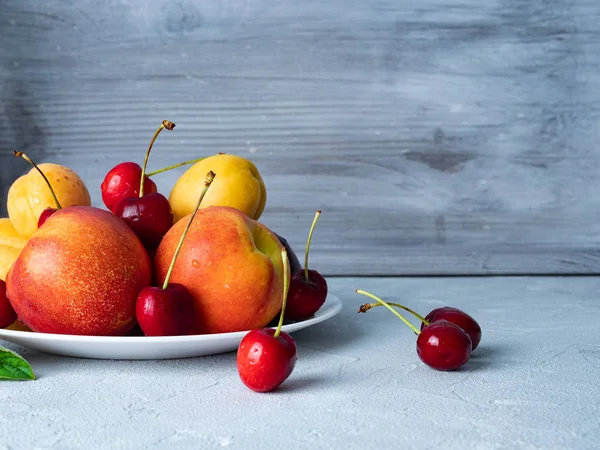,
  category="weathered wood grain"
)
[1,0,600,275]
